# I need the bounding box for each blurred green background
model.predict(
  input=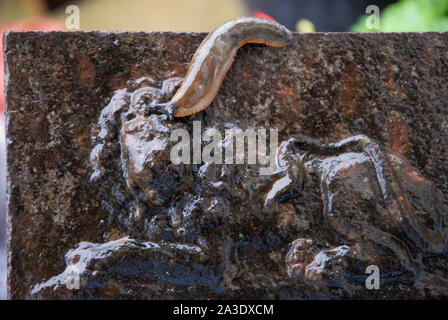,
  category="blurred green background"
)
[0,0,447,32]
[352,0,448,32]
